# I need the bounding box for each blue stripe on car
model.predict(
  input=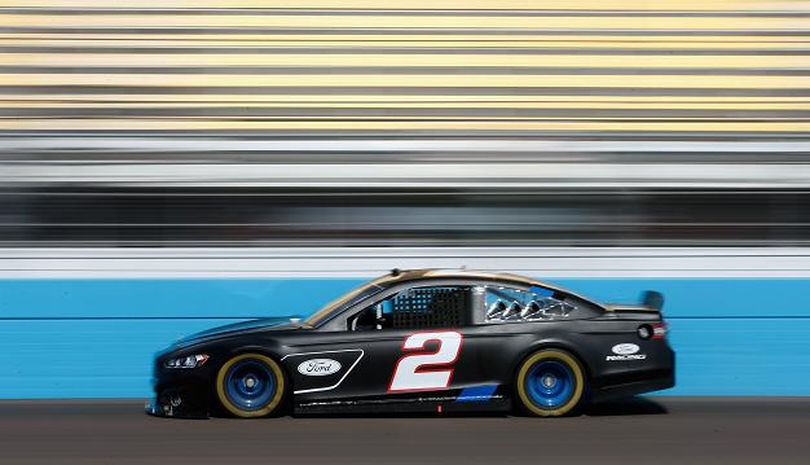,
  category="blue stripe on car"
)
[456,385,498,402]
